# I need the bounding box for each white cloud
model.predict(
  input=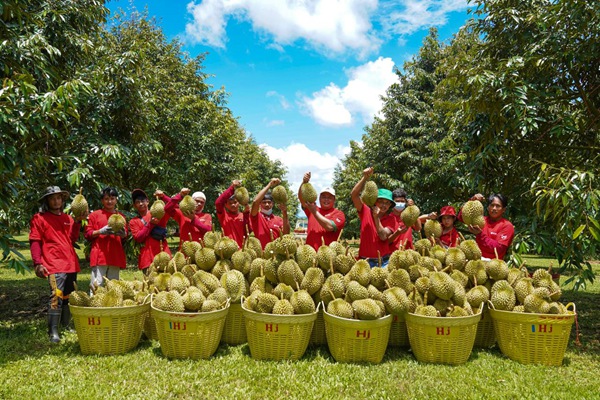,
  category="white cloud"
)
[185,0,380,56]
[381,0,469,35]
[260,142,341,195]
[301,57,398,127]
[185,0,469,55]
[265,119,285,127]
[266,91,291,110]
